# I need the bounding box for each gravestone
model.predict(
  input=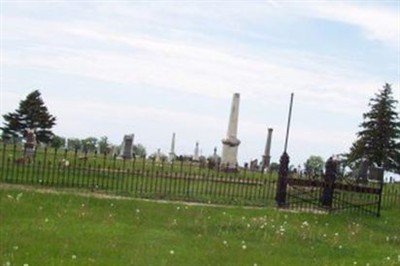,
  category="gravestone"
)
[357,158,369,183]
[250,159,259,171]
[368,166,384,182]
[24,128,36,159]
[155,148,161,162]
[212,147,218,161]
[119,134,134,159]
